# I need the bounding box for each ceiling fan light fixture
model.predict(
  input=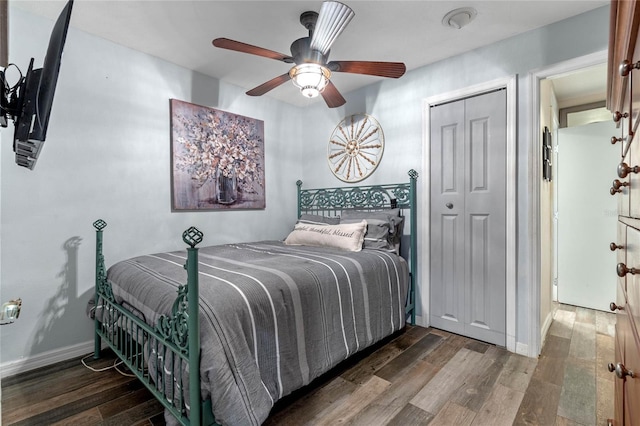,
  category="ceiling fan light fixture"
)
[289,63,331,98]
[442,7,477,30]
[310,1,355,55]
